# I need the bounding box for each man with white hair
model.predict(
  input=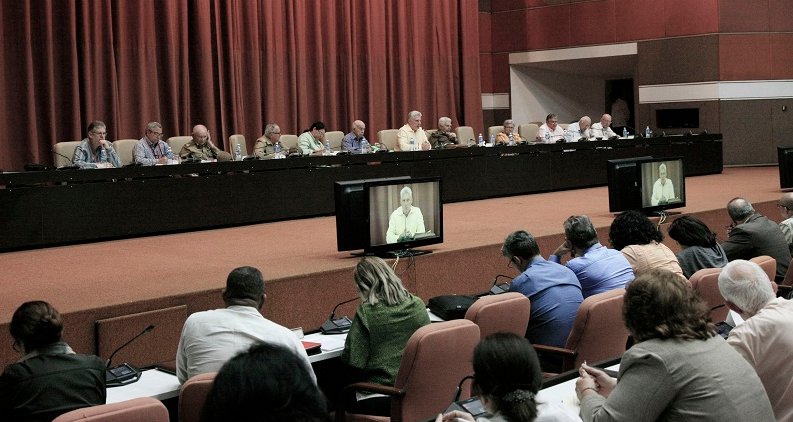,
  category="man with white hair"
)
[385,186,425,243]
[563,116,592,142]
[428,116,458,149]
[396,111,431,151]
[590,114,617,139]
[650,162,675,206]
[718,259,793,421]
